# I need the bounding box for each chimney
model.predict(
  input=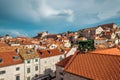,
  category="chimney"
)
[64,51,67,58]
[26,50,31,54]
[16,48,20,54]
